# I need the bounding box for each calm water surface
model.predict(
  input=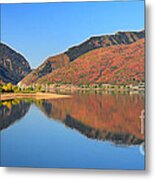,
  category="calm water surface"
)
[0,91,145,169]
